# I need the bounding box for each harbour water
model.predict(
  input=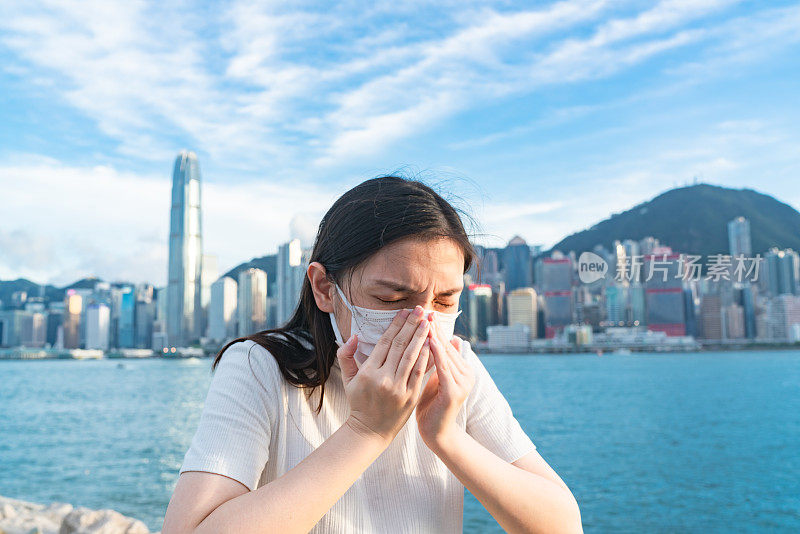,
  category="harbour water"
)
[1,350,798,532]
